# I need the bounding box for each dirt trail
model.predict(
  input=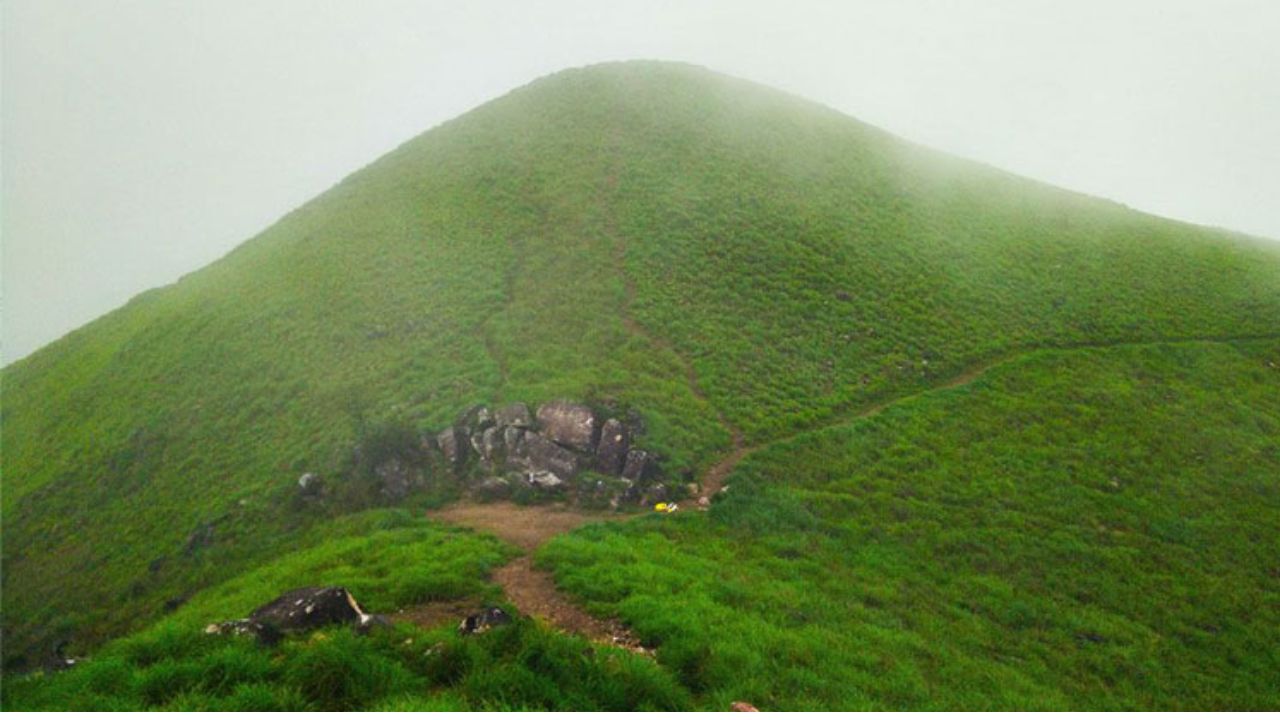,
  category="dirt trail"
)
[430,501,620,552]
[600,124,748,505]
[417,502,649,651]
[691,333,1280,503]
[420,334,1277,643]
